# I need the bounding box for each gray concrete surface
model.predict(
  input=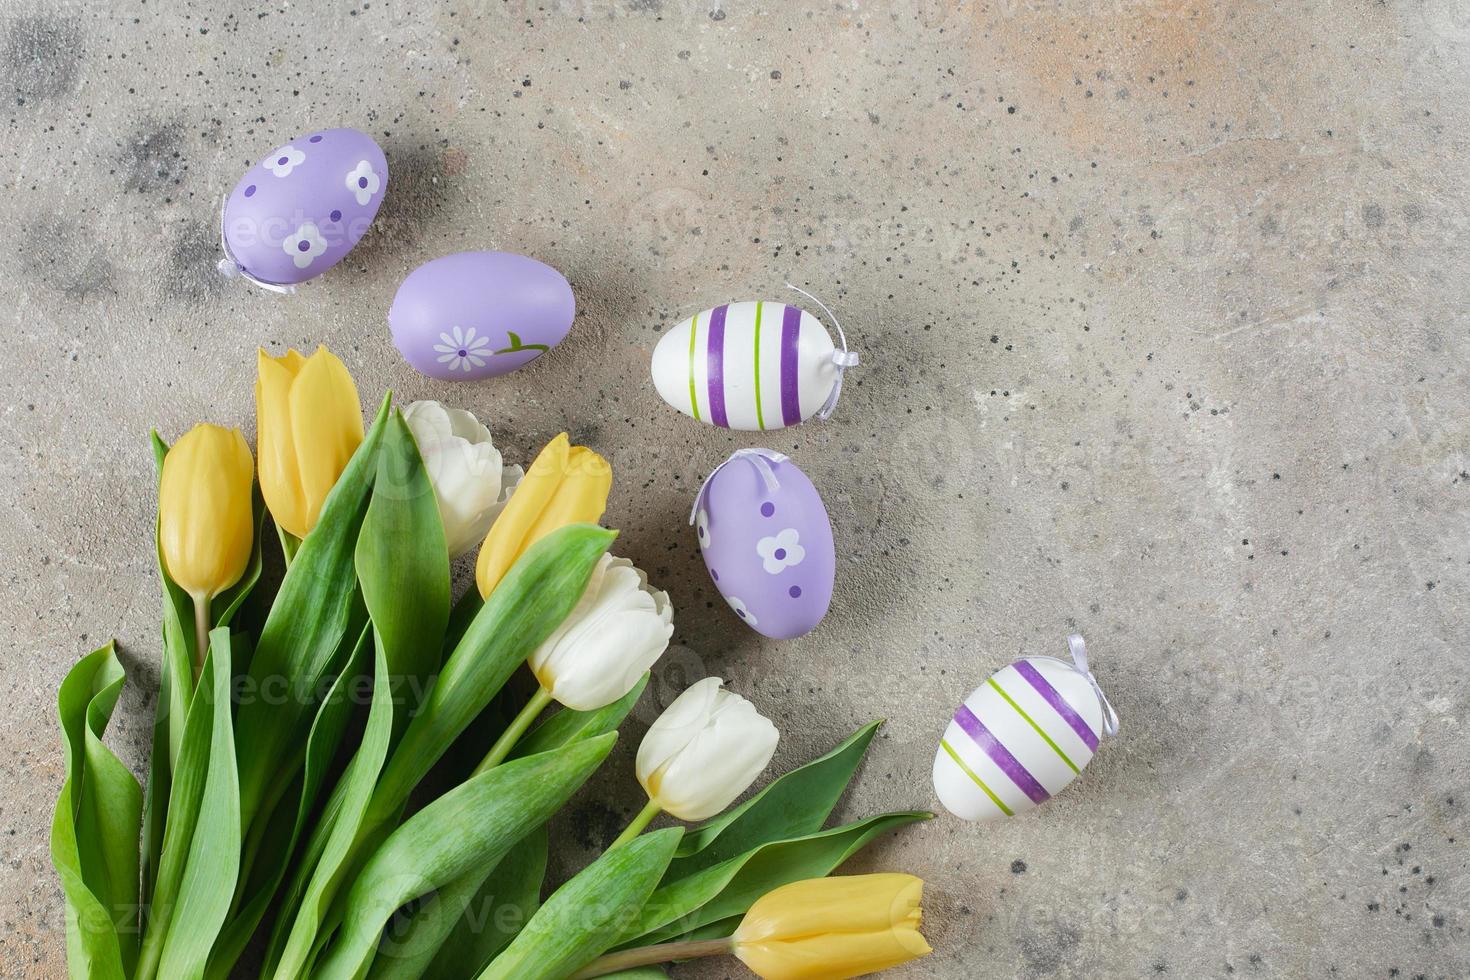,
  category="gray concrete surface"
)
[1,1,1467,977]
